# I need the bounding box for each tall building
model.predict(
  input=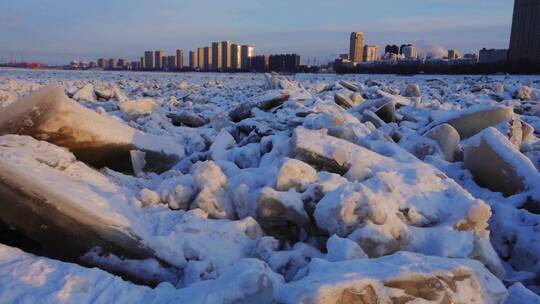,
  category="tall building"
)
[108,58,117,70]
[509,0,540,66]
[363,45,379,62]
[250,55,269,72]
[349,32,365,63]
[204,46,213,71]
[131,61,140,71]
[144,51,155,70]
[385,45,399,55]
[268,54,300,73]
[241,45,254,71]
[221,41,232,71]
[448,49,461,60]
[231,43,242,71]
[97,58,107,69]
[140,57,145,70]
[189,51,197,70]
[155,50,165,70]
[402,45,418,59]
[166,56,177,70]
[212,42,222,71]
[197,48,204,70]
[176,49,184,70]
[117,58,128,69]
